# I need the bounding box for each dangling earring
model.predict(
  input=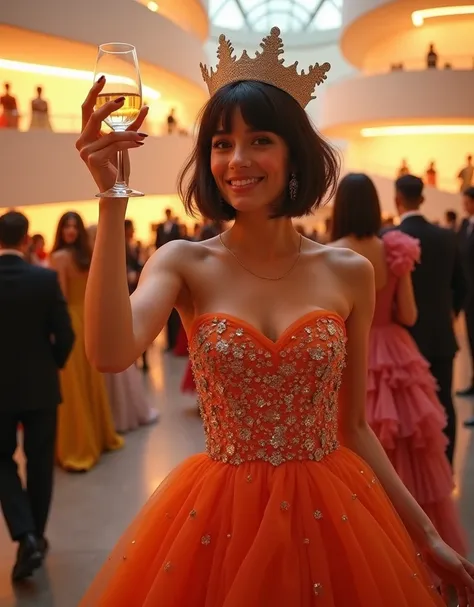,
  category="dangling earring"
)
[289,172,298,201]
